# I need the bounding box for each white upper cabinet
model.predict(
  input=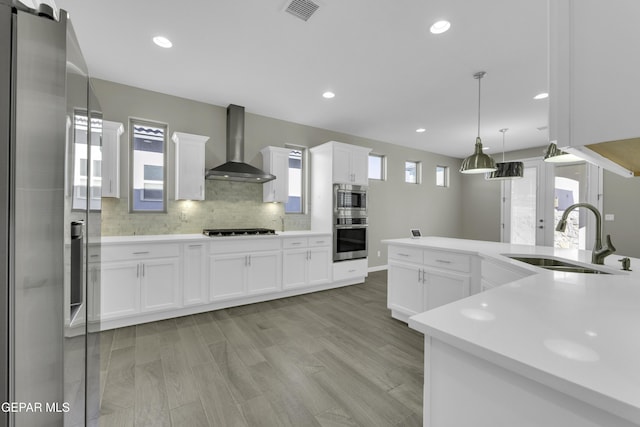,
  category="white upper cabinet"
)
[101,120,123,198]
[550,0,640,176]
[172,132,209,200]
[332,142,370,185]
[260,146,291,203]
